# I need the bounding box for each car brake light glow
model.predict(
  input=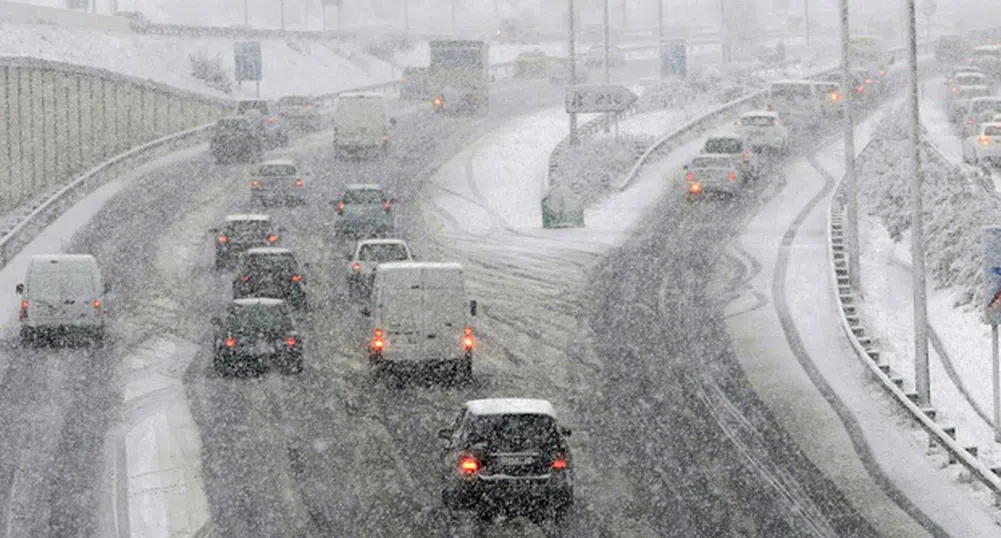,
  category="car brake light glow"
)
[240,275,250,282]
[865,78,872,84]
[982,135,992,145]
[286,336,297,347]
[728,171,737,181]
[218,234,228,244]
[225,337,238,348]
[742,152,749,161]
[305,104,312,111]
[352,262,362,271]
[251,180,261,189]
[338,201,345,215]
[463,327,475,350]
[969,117,975,126]
[383,200,392,212]
[19,300,28,320]
[459,454,480,474]
[856,86,864,93]
[268,234,279,243]
[291,274,303,283]
[689,182,702,194]
[686,171,694,181]
[94,299,102,310]
[295,179,303,187]
[372,328,385,351]
[829,91,841,101]
[766,103,773,111]
[552,457,568,470]
[433,96,444,107]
